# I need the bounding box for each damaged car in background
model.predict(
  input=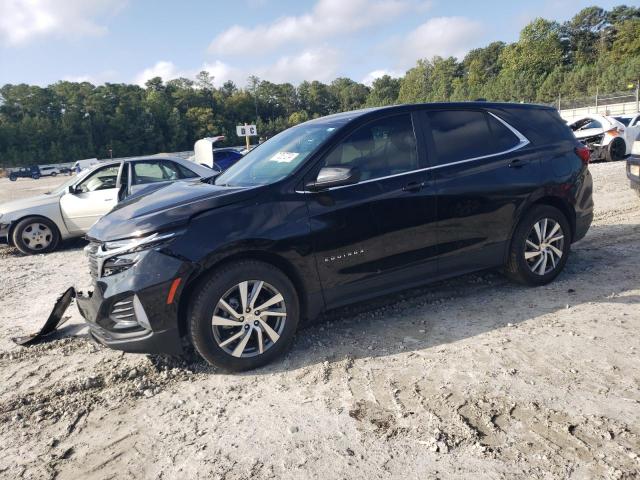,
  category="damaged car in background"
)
[569,114,639,162]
